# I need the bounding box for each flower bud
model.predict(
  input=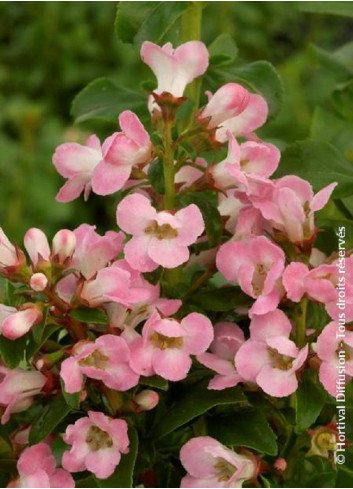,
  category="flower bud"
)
[30,273,48,292]
[133,390,159,411]
[52,229,76,264]
[0,228,26,276]
[24,228,50,267]
[2,306,43,340]
[274,458,287,472]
